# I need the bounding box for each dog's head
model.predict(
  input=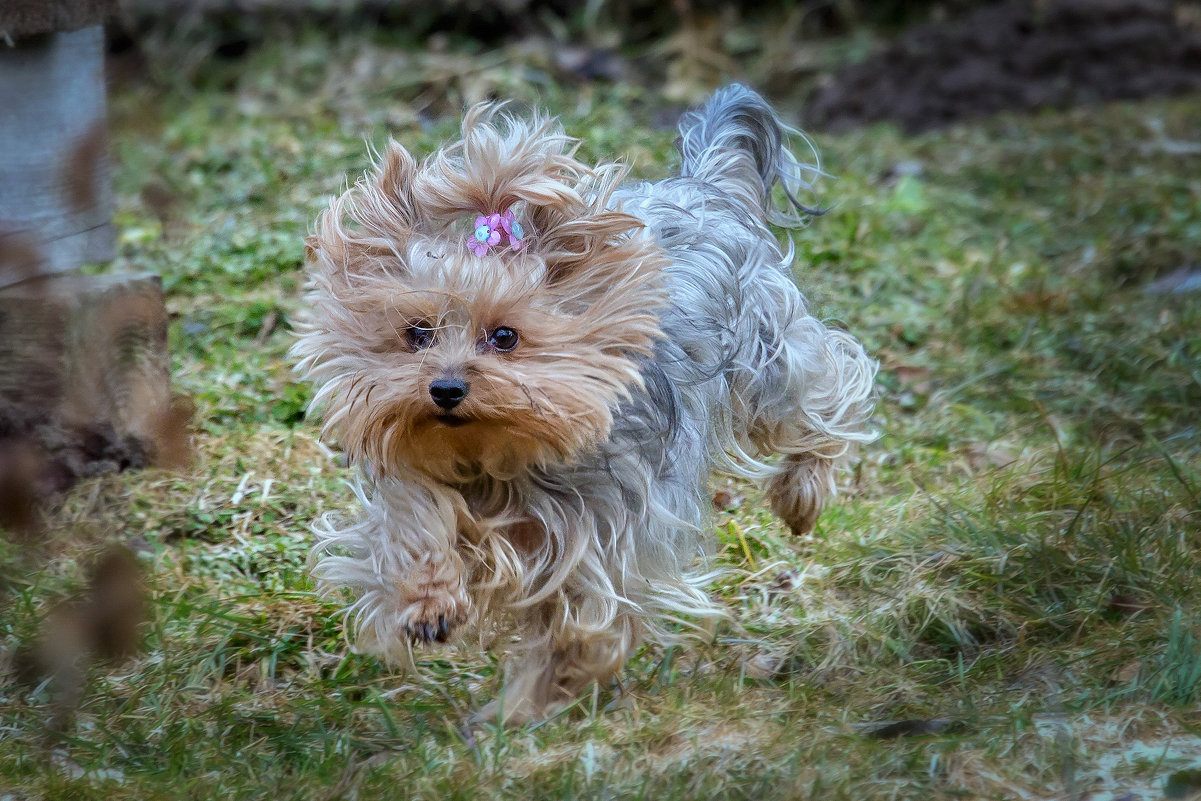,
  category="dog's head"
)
[293,104,668,481]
